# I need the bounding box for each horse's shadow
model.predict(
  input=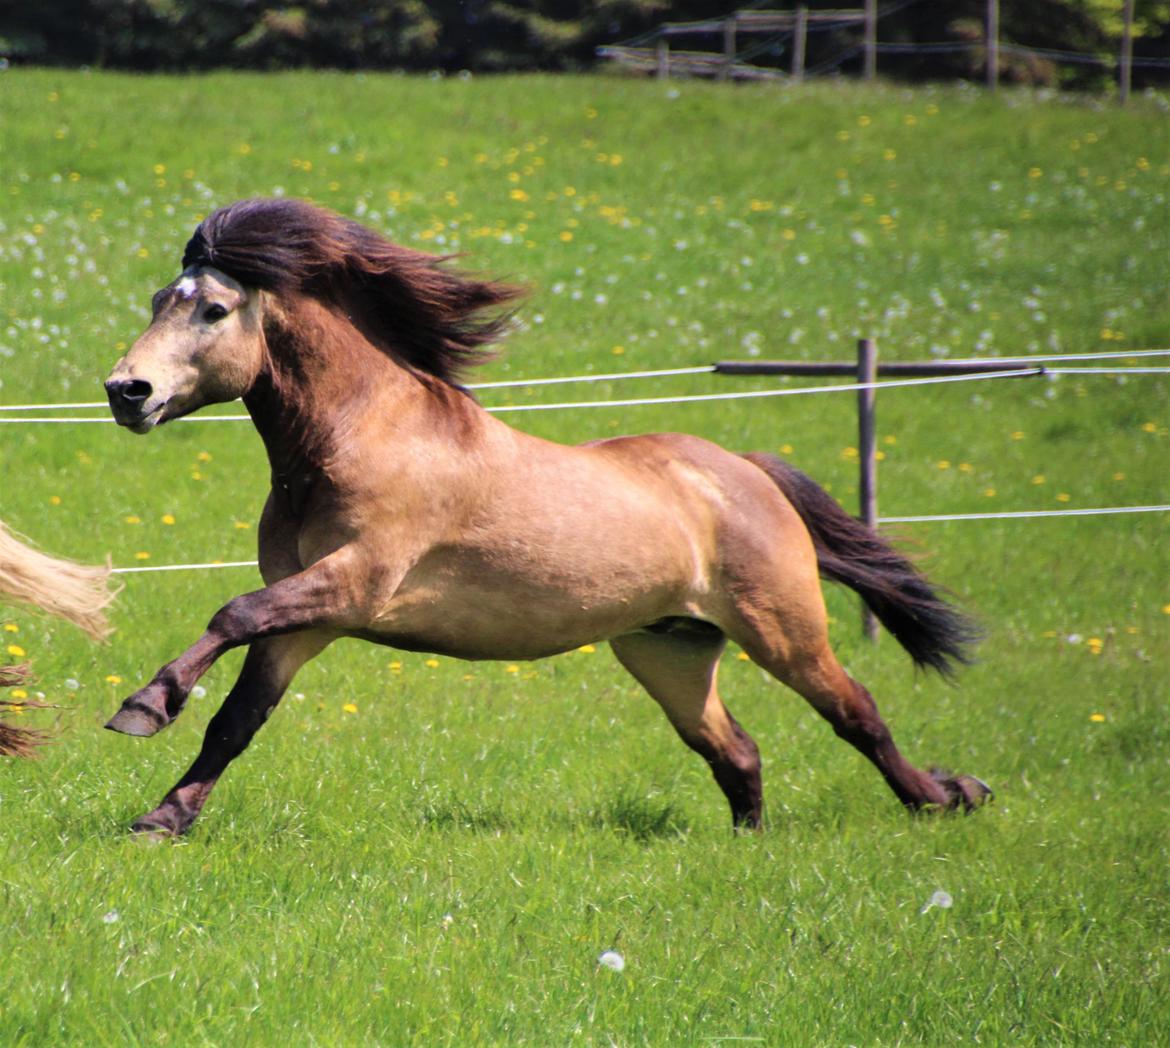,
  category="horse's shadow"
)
[417,790,691,842]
